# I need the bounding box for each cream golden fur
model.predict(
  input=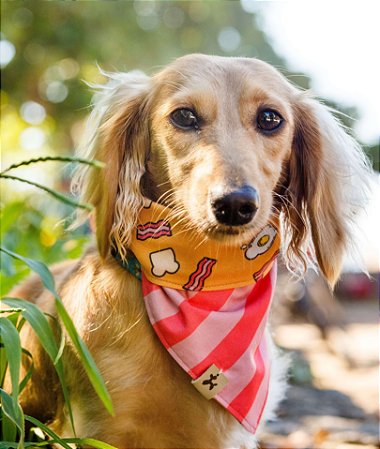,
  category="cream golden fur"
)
[11,54,370,448]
